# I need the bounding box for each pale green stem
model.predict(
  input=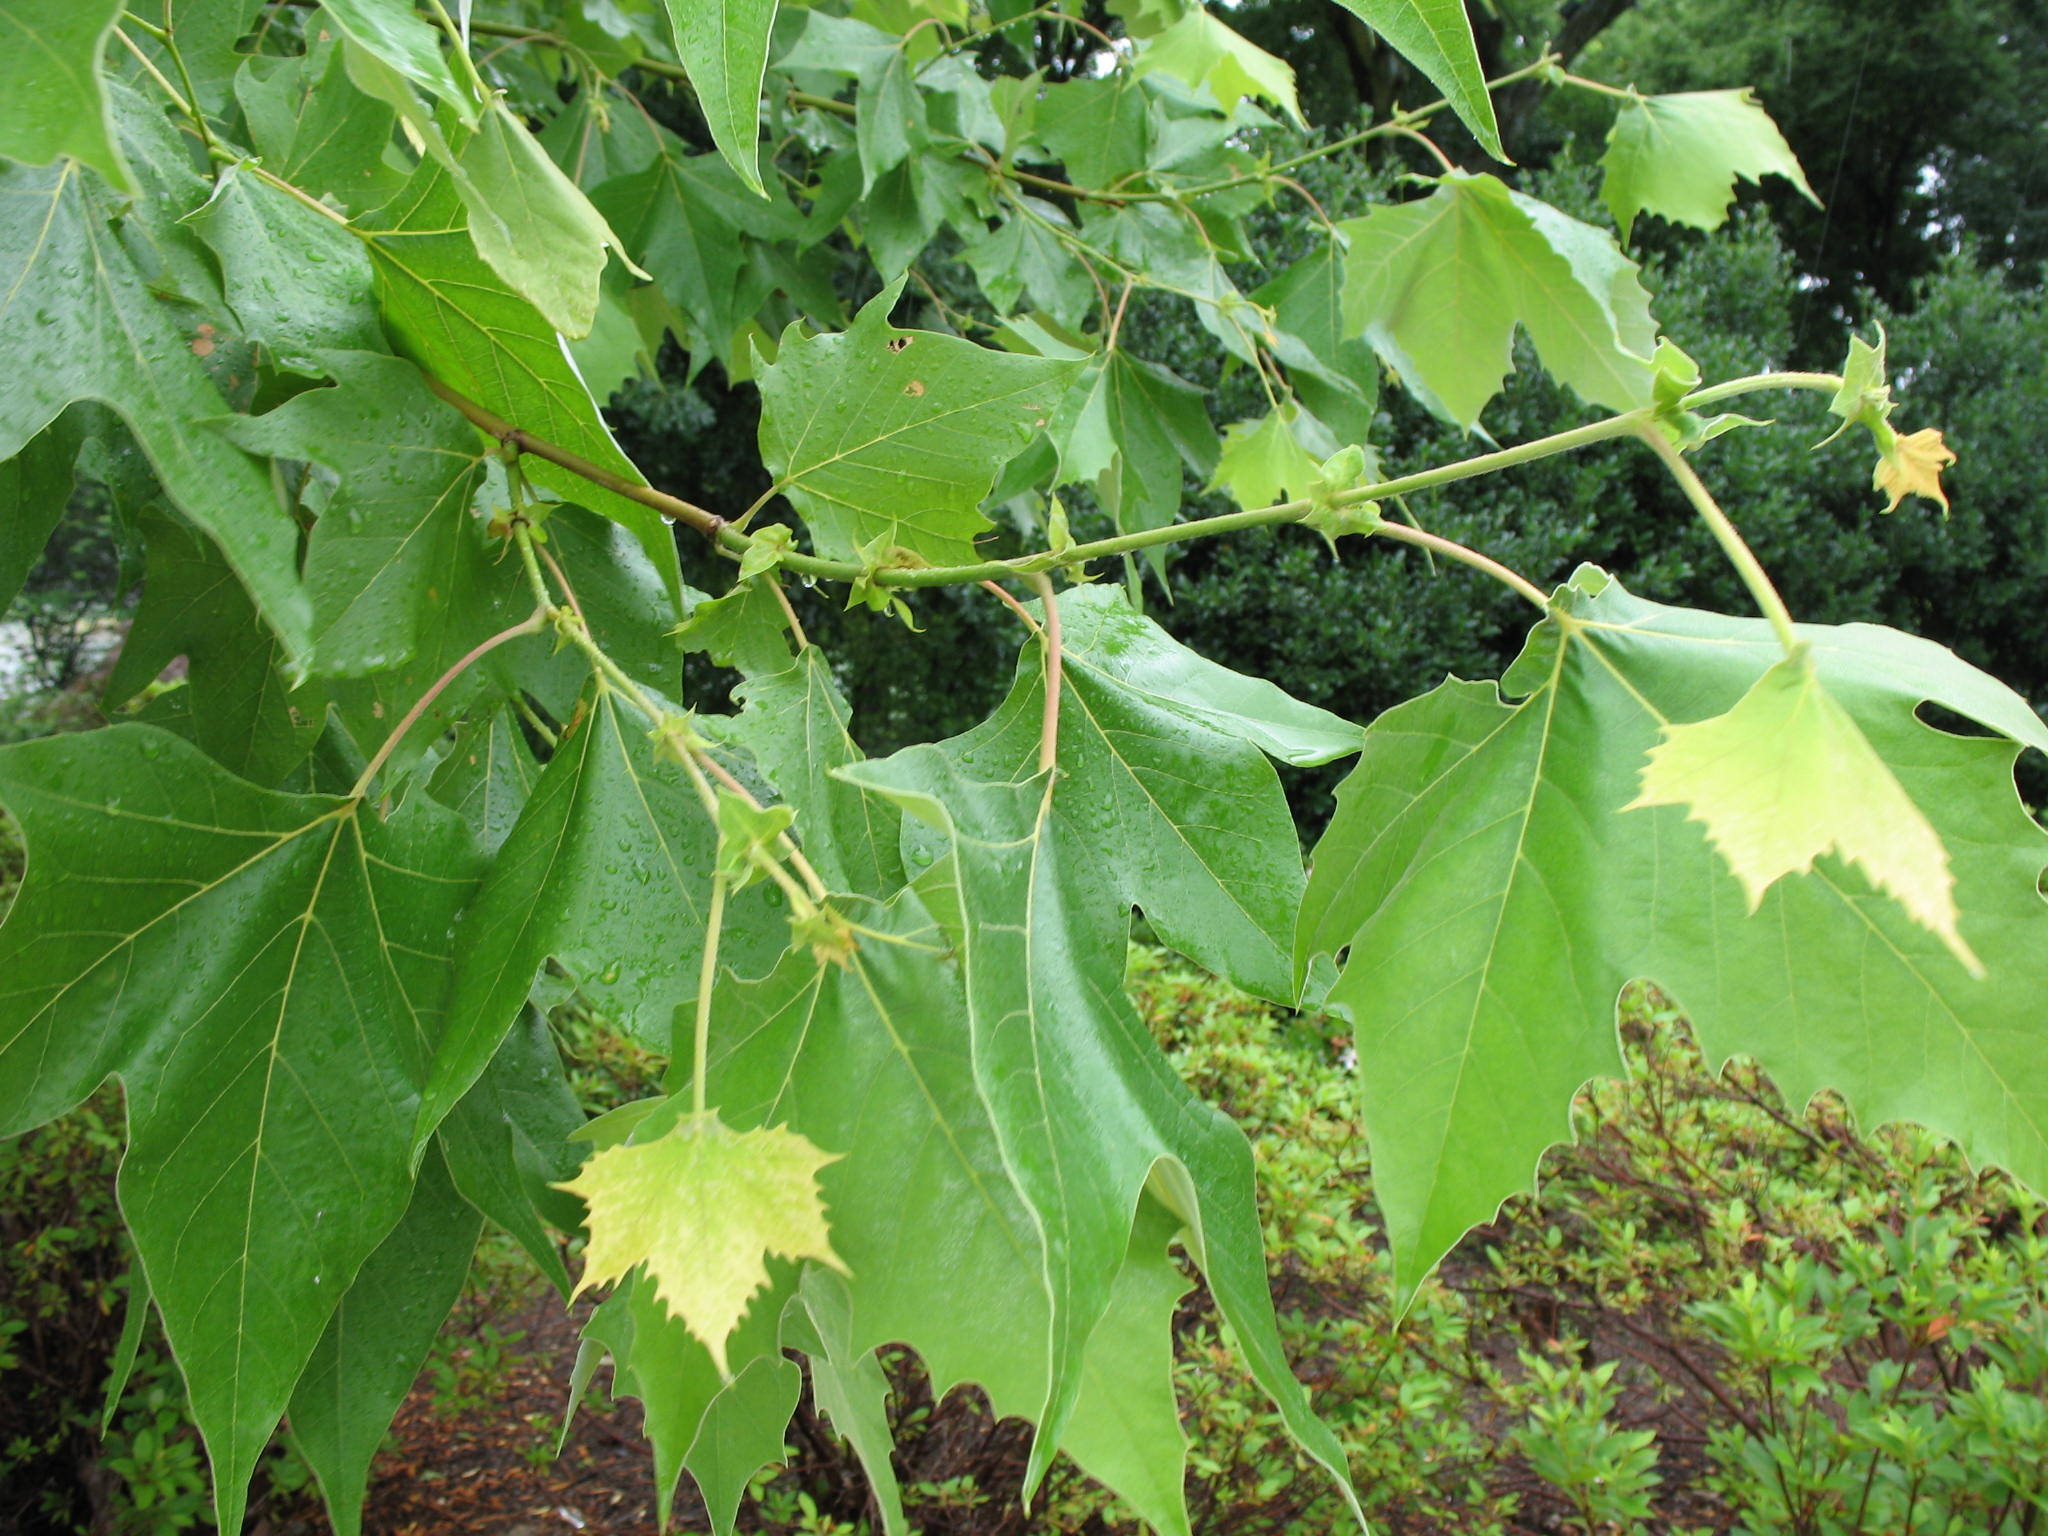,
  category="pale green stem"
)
[692,875,727,1117]
[1025,572,1061,773]
[1679,372,1841,409]
[1372,520,1551,612]
[1635,425,1801,655]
